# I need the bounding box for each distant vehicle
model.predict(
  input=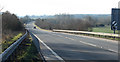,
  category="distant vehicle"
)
[49,27,52,30]
[34,26,36,29]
